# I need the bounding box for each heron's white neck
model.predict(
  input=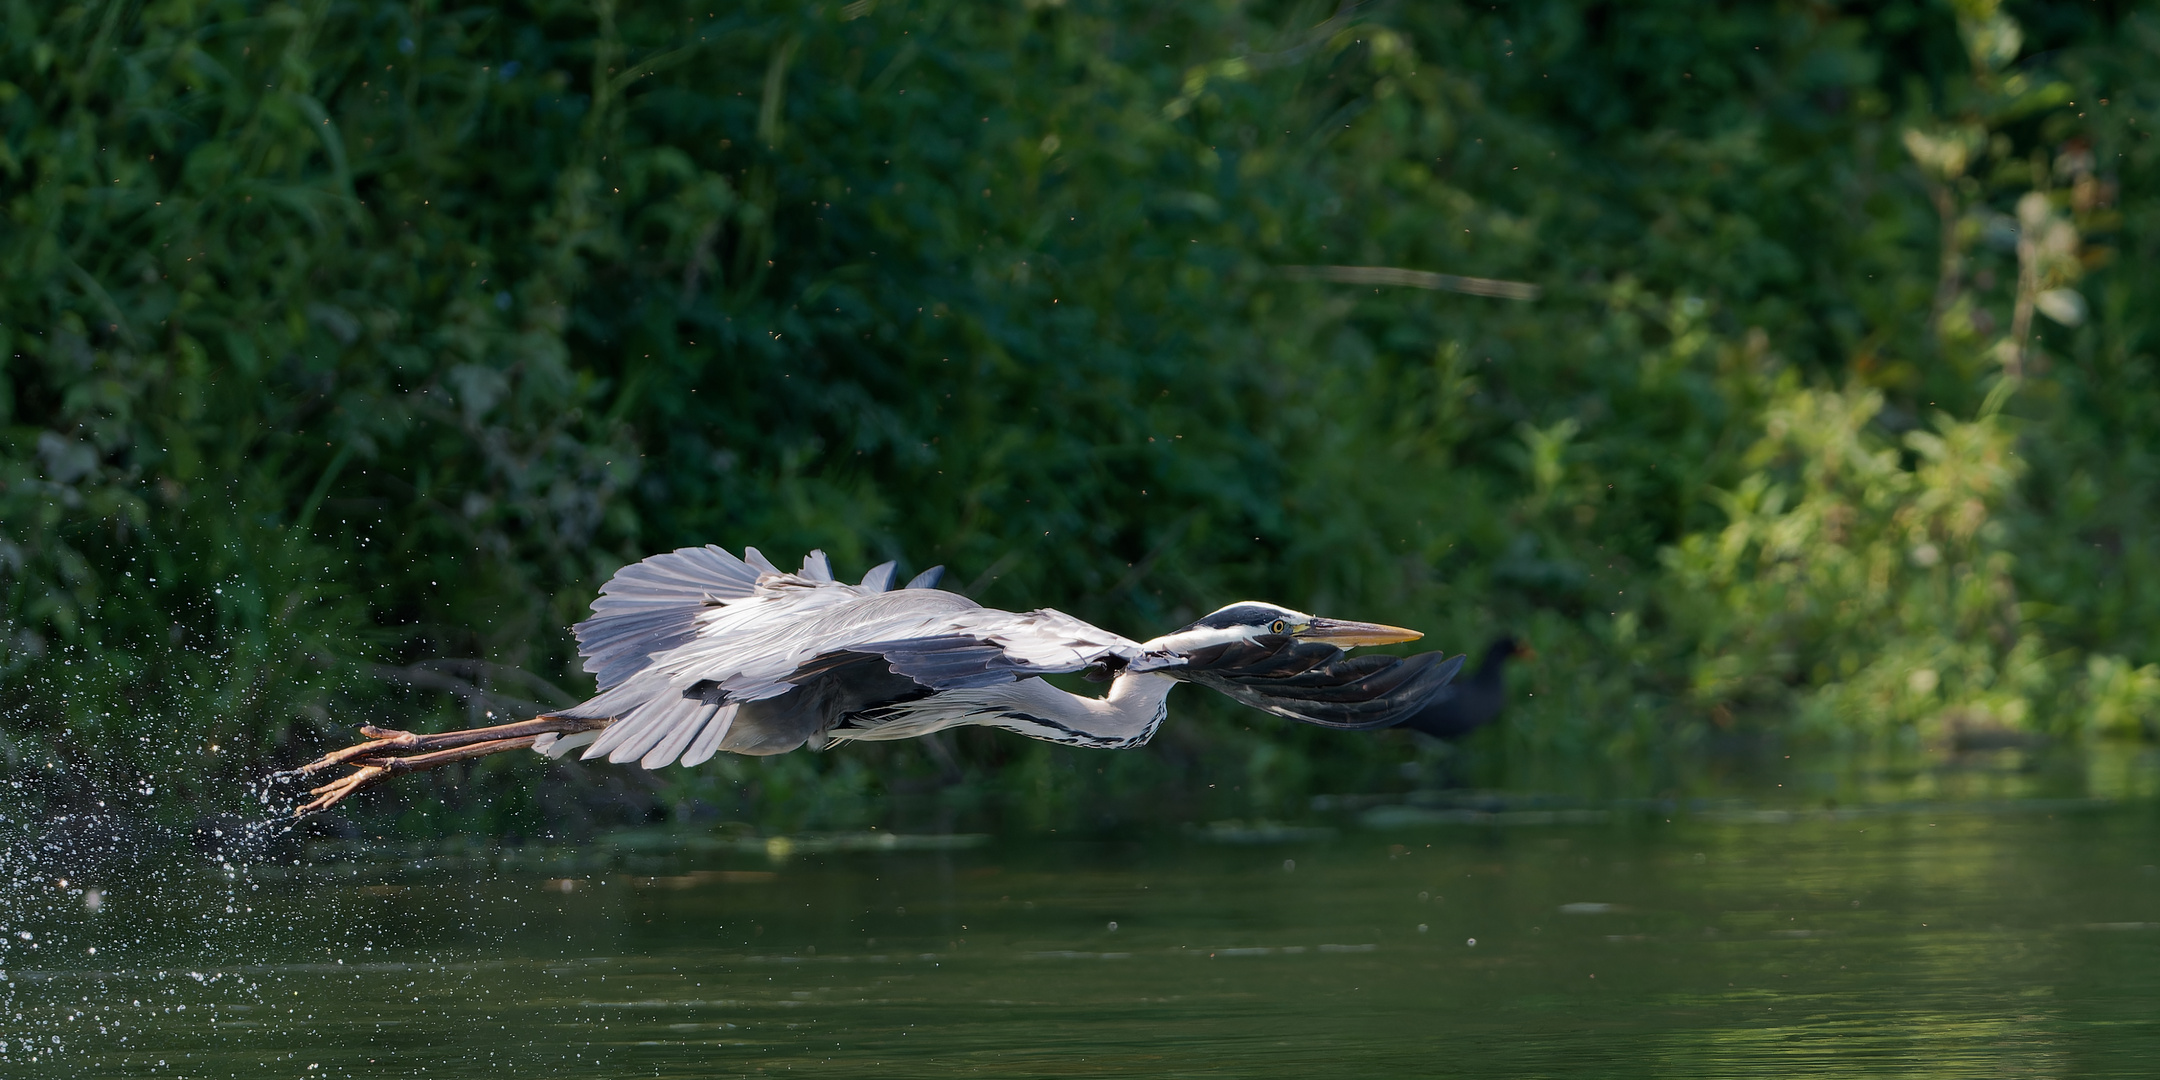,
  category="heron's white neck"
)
[970,669,1178,749]
[819,669,1179,750]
